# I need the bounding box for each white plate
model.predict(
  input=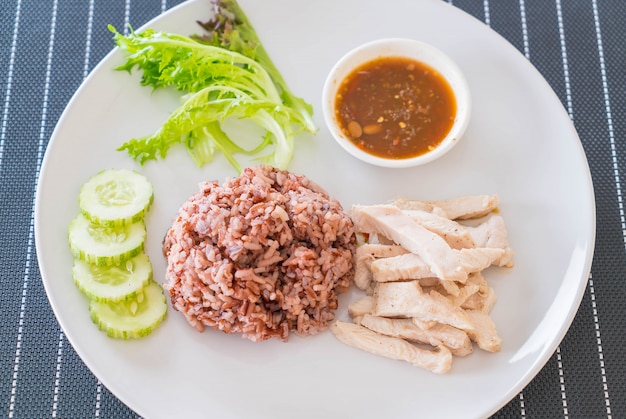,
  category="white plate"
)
[35,0,595,418]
